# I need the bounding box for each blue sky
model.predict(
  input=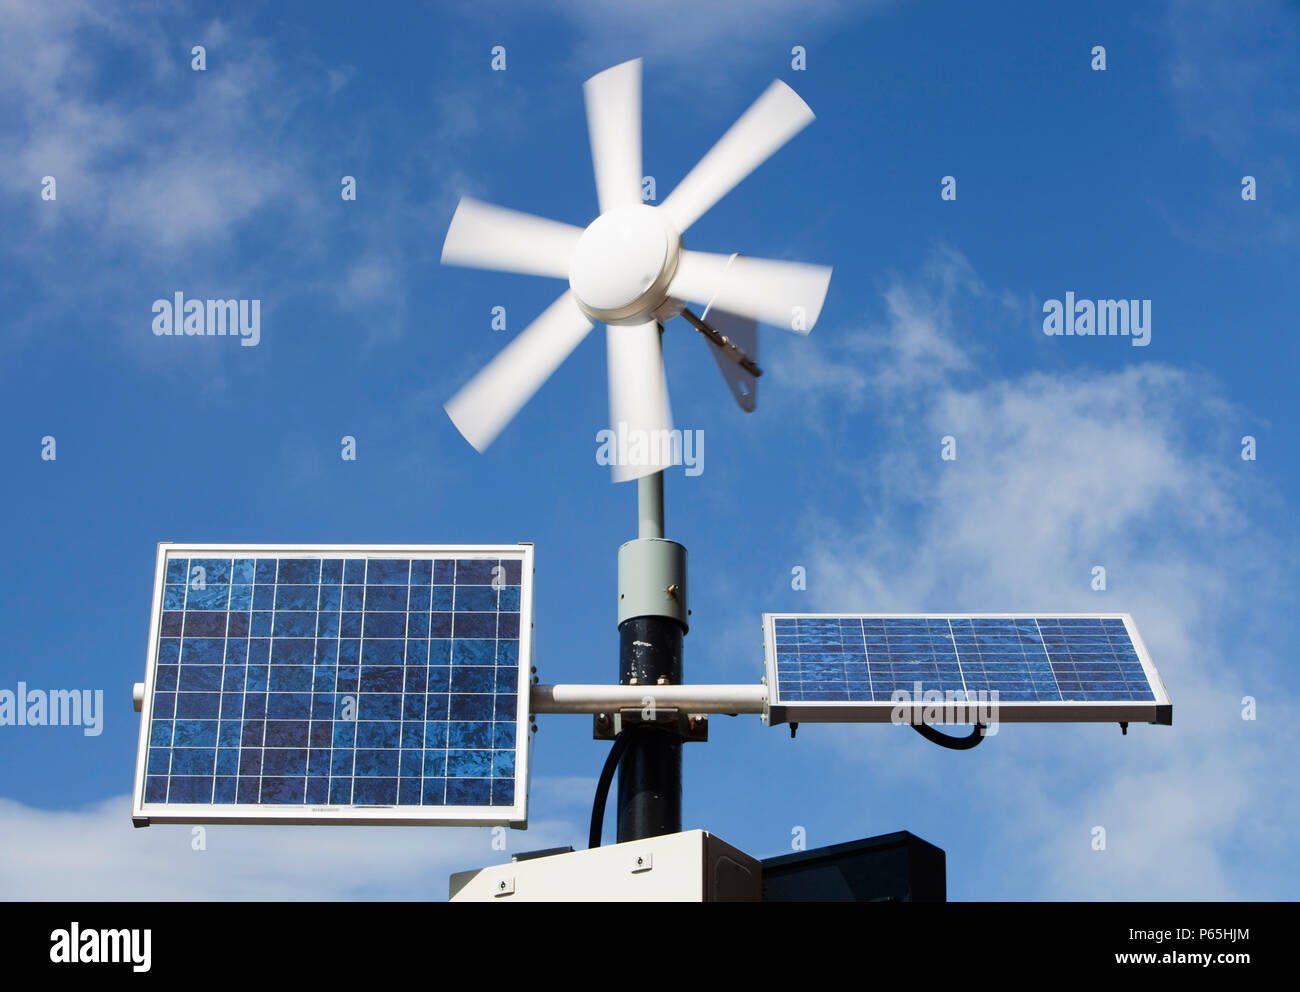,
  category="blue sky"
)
[1,0,1298,899]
